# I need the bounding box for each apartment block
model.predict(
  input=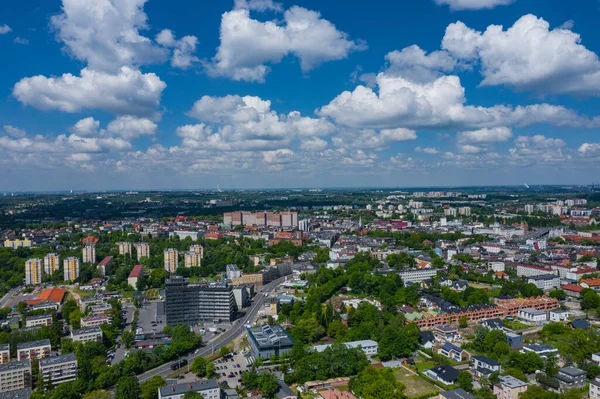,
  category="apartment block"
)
[165,277,235,326]
[398,268,439,283]
[97,256,113,276]
[43,253,60,276]
[70,327,103,344]
[17,340,51,361]
[3,238,32,249]
[0,360,31,393]
[25,258,43,285]
[63,256,80,282]
[164,249,179,273]
[82,244,96,264]
[39,353,77,386]
[223,211,298,228]
[88,303,112,316]
[0,345,9,364]
[117,242,132,256]
[128,264,144,289]
[134,242,150,261]
[591,379,600,399]
[190,245,204,257]
[516,264,555,277]
[25,314,52,328]
[80,315,111,328]
[184,252,202,267]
